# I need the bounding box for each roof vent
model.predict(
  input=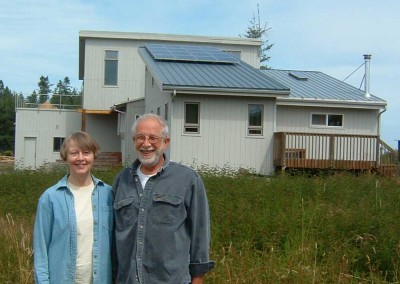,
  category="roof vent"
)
[289,71,308,81]
[363,54,371,98]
